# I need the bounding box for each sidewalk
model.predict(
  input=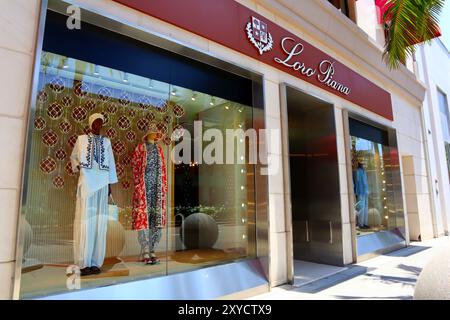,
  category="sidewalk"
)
[249,236,450,300]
